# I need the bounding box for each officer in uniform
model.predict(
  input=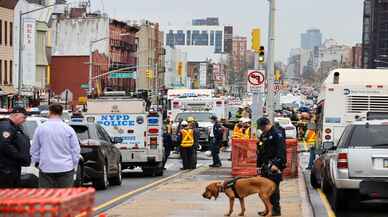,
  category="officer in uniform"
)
[257,117,286,216]
[0,107,31,188]
[178,121,194,170]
